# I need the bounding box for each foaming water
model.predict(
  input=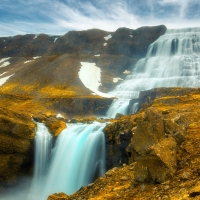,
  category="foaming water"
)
[107,27,200,118]
[29,122,52,200]
[29,122,106,200]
